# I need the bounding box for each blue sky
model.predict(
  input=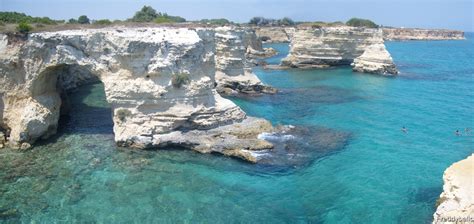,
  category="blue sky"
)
[1,0,473,31]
